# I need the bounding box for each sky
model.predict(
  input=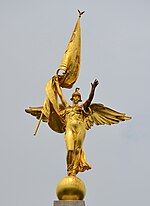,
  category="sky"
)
[0,0,150,206]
